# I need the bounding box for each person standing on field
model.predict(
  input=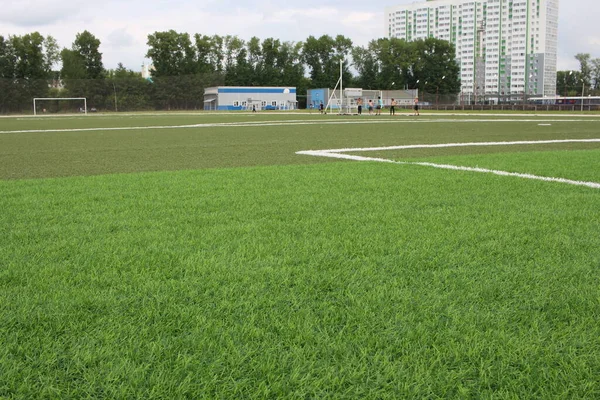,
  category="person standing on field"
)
[414,98,420,116]
[368,99,374,115]
[357,98,363,115]
[390,98,397,116]
[376,96,383,115]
